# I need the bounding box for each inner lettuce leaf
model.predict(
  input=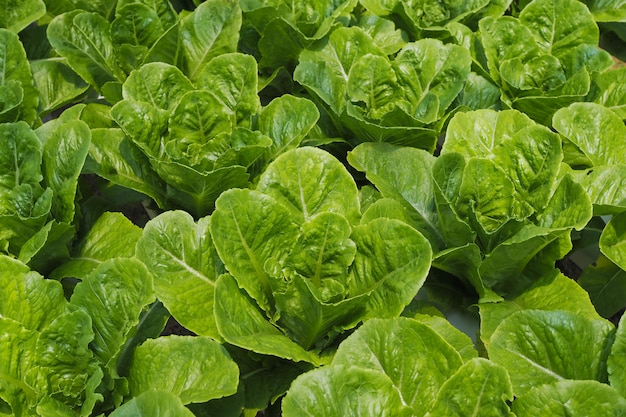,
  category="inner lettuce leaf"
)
[210,147,432,359]
[110,55,319,217]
